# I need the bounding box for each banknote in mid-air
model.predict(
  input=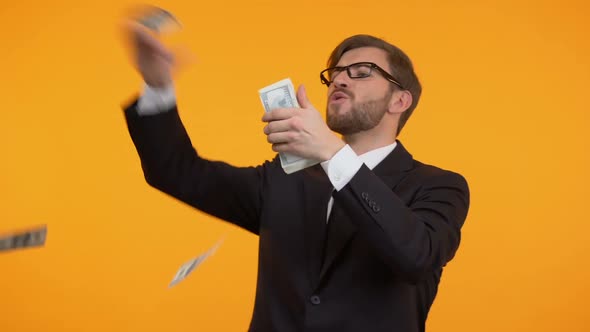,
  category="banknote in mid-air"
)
[132,5,182,33]
[259,78,320,174]
[168,238,224,288]
[0,225,47,253]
